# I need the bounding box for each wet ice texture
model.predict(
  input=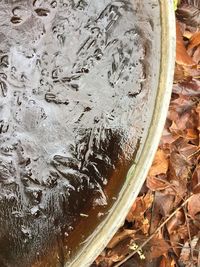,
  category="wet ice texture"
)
[0,0,158,266]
